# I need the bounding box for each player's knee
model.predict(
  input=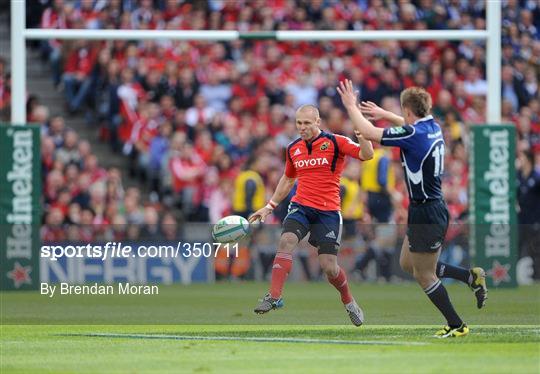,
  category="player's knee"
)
[278,233,297,253]
[322,264,338,278]
[319,257,338,278]
[413,271,437,288]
